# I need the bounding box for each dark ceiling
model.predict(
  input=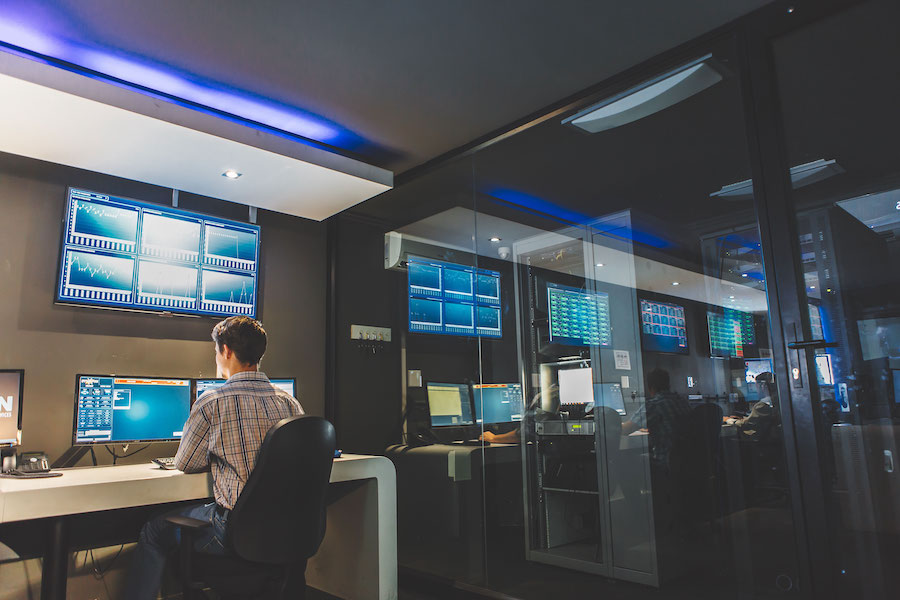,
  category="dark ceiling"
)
[0,0,772,174]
